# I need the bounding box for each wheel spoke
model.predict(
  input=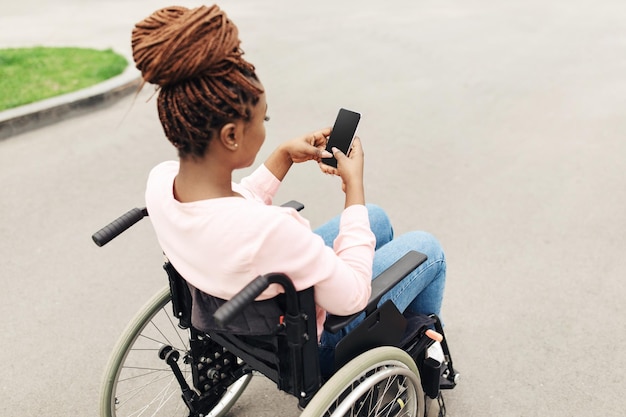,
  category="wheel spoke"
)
[116,356,194,413]
[162,306,189,351]
[116,372,177,411]
[117,367,171,383]
[101,287,251,417]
